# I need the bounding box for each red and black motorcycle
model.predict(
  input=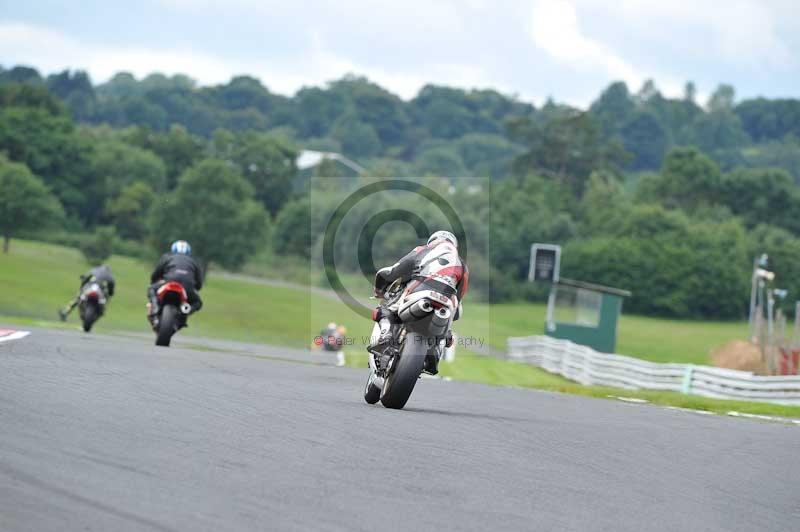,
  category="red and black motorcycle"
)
[152,282,193,347]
